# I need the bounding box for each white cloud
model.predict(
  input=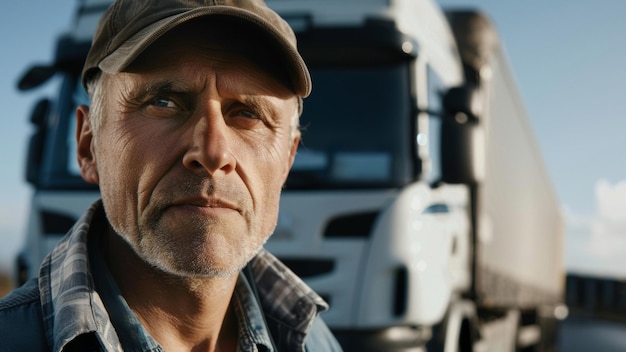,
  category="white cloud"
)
[566,179,626,278]
[589,220,626,258]
[588,180,626,258]
[595,179,626,222]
